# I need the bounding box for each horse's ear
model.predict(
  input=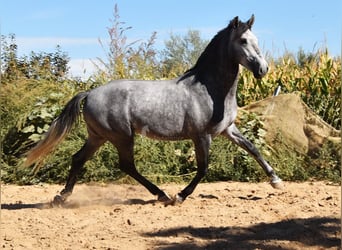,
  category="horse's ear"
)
[247,14,255,29]
[231,16,239,29]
